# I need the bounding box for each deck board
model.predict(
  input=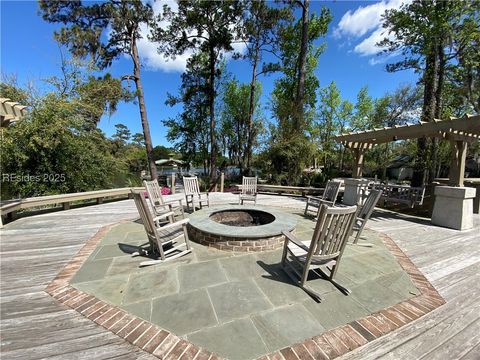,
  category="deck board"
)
[1,193,479,359]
